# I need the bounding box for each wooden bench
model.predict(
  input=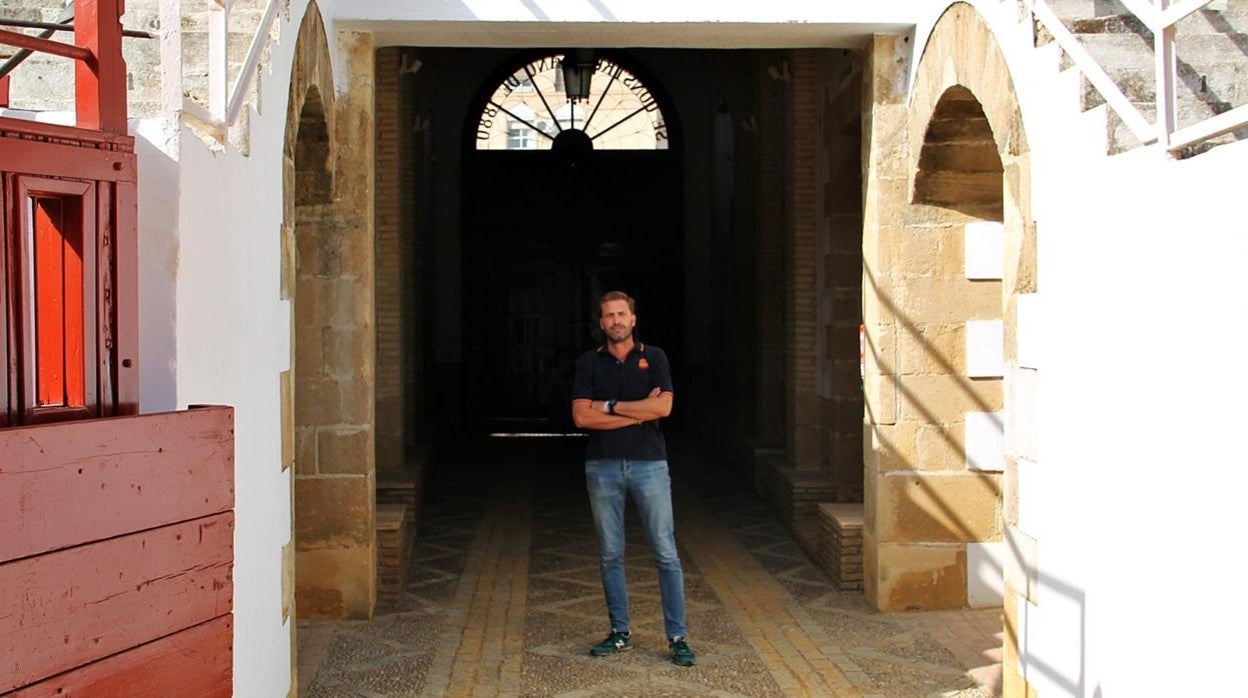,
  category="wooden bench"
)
[818,503,864,591]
